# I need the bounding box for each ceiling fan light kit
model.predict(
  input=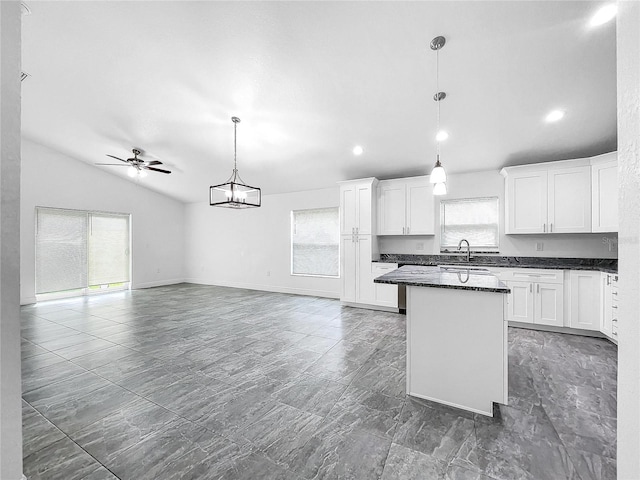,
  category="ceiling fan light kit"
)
[209,117,261,209]
[96,148,172,177]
